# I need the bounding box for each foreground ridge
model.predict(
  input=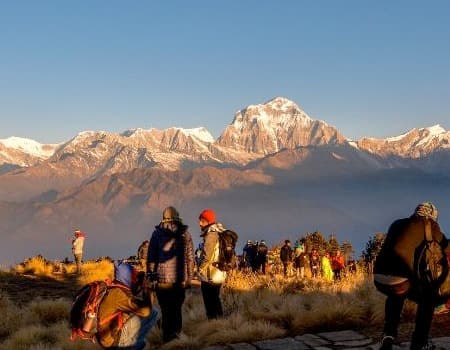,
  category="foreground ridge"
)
[204,330,450,350]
